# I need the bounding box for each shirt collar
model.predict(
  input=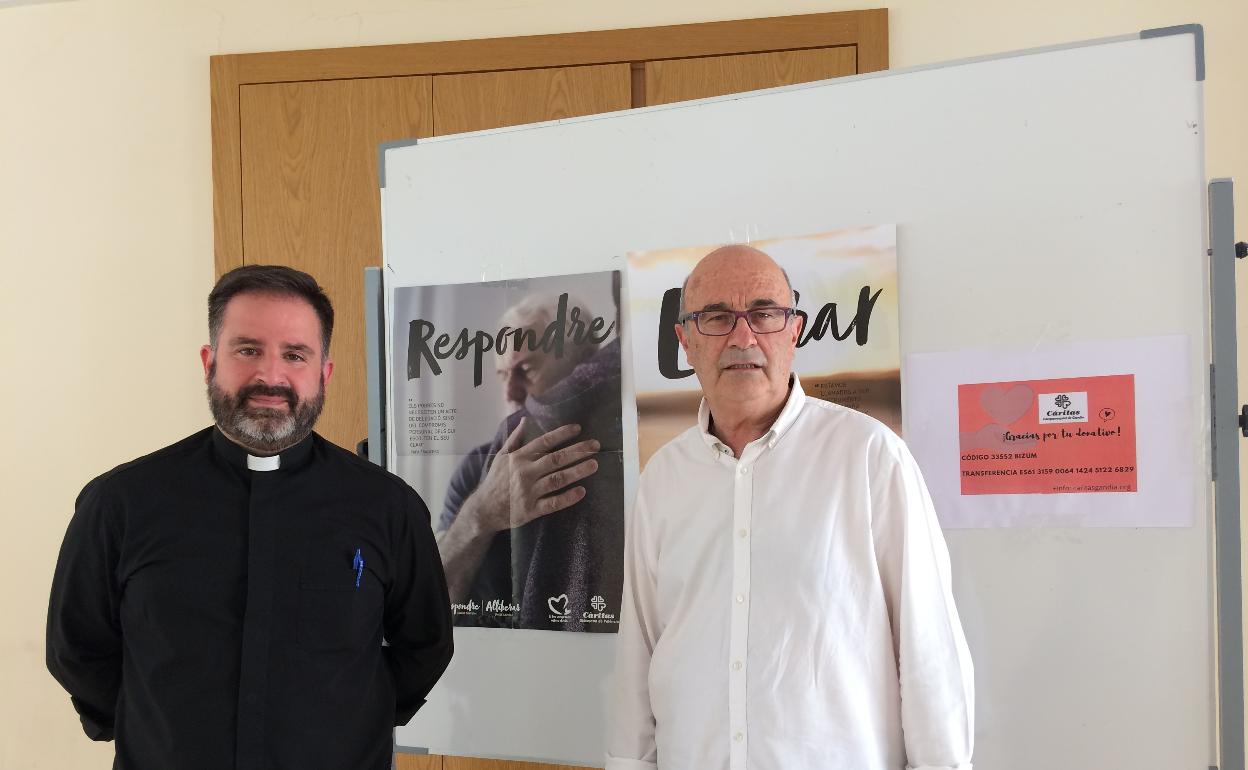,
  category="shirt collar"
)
[211,426,315,473]
[696,375,807,455]
[247,454,281,472]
